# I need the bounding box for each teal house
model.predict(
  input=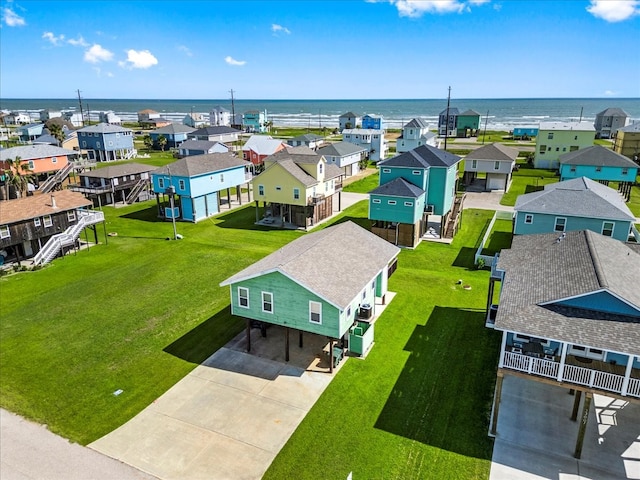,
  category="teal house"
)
[456,109,481,137]
[151,153,251,222]
[559,145,639,201]
[370,145,462,246]
[513,177,638,242]
[220,221,400,370]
